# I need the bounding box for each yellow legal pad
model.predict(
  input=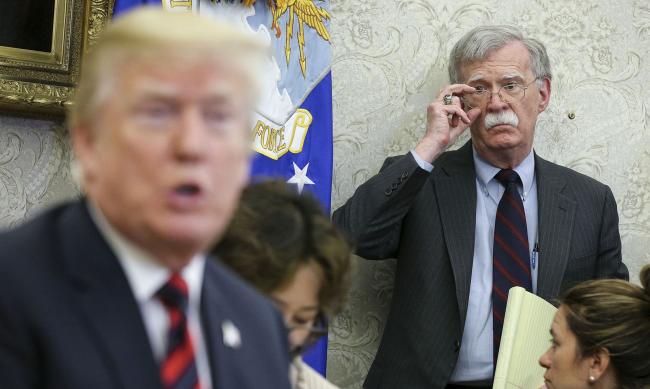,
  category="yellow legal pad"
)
[493,287,558,389]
